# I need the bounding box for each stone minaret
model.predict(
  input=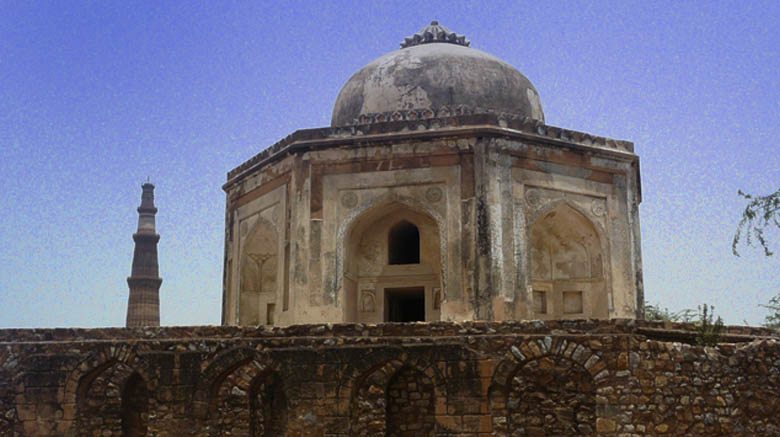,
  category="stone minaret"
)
[126,183,162,327]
